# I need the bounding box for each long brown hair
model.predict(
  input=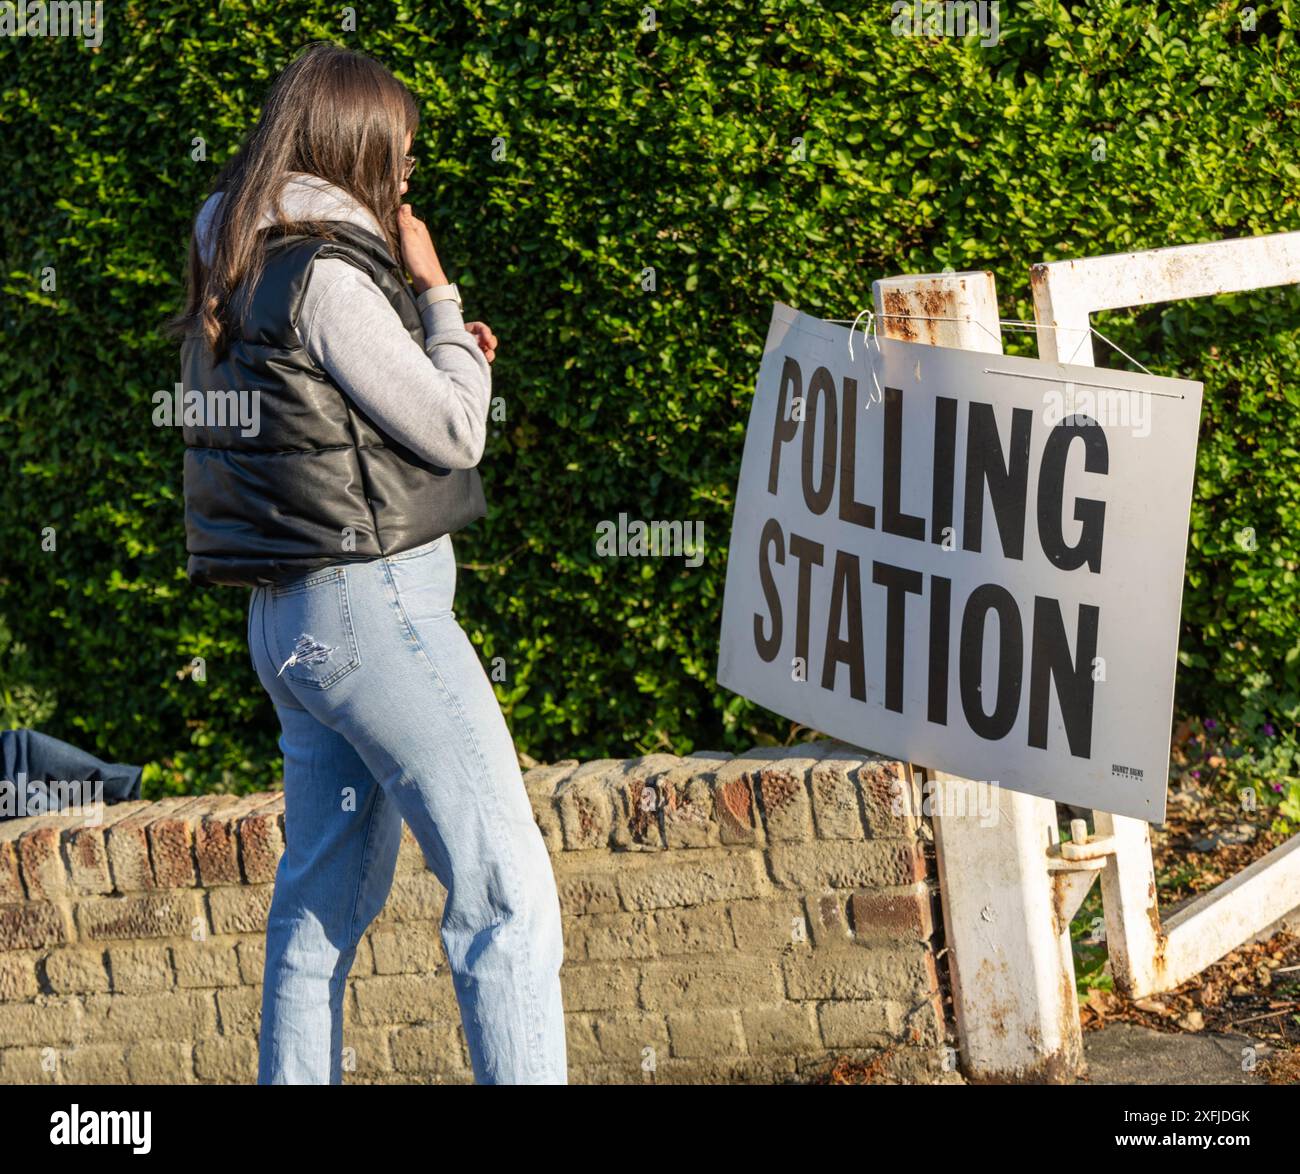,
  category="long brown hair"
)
[173,42,418,356]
